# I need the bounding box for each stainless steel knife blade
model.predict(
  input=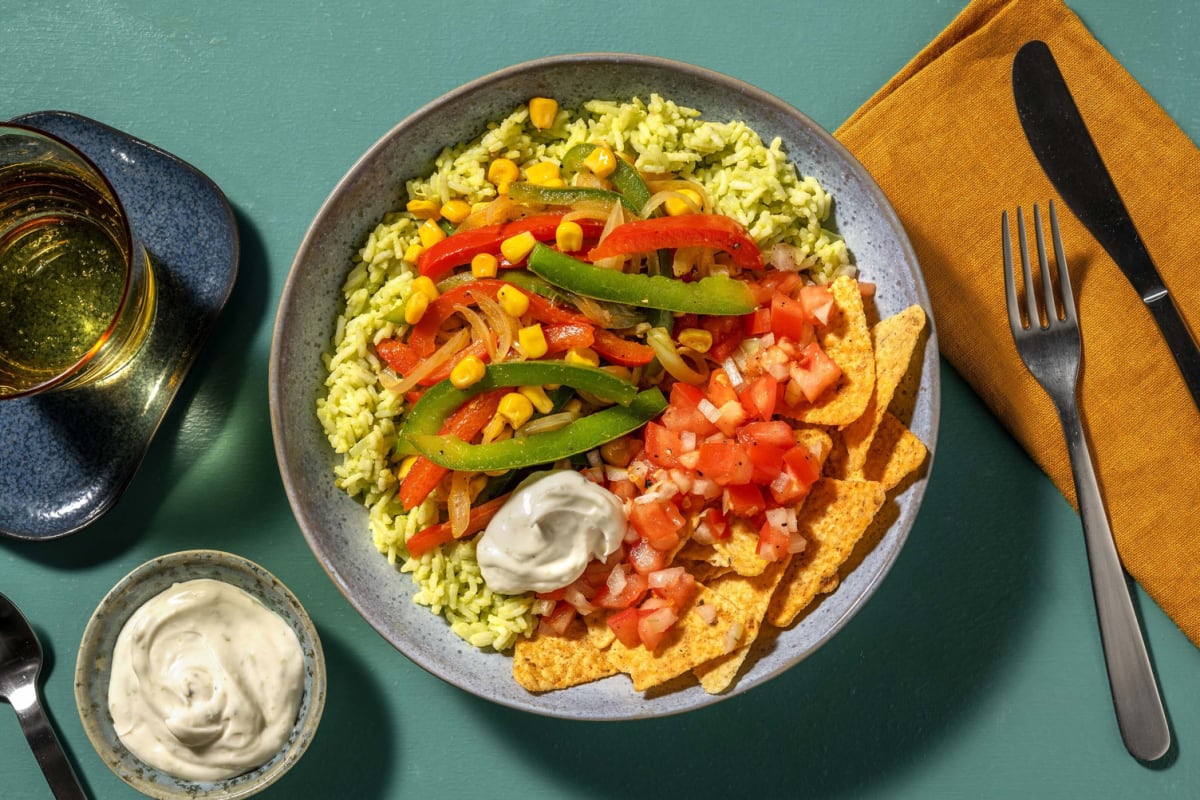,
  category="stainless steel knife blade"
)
[1012,39,1200,411]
